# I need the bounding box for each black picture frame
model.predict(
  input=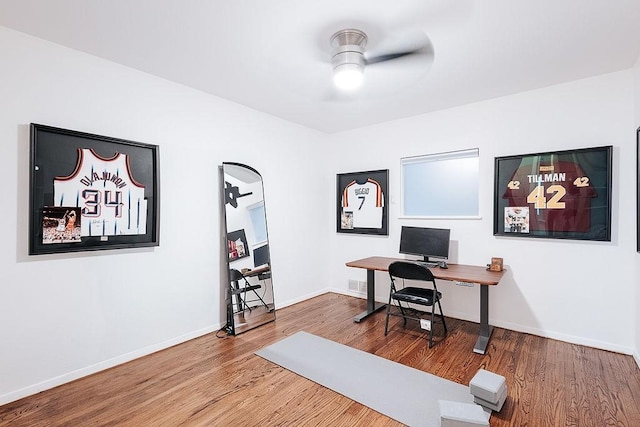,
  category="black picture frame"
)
[336,169,388,235]
[227,229,249,262]
[29,123,160,255]
[493,146,612,241]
